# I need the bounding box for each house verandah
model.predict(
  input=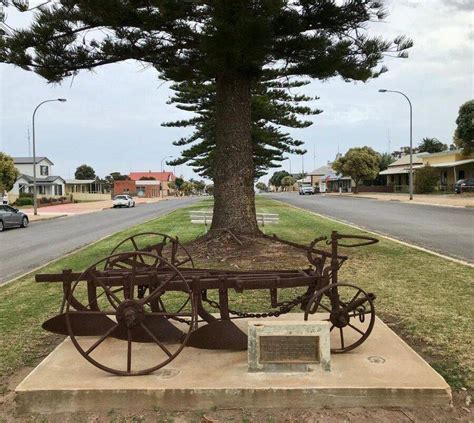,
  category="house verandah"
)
[380,150,474,193]
[14,175,66,197]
